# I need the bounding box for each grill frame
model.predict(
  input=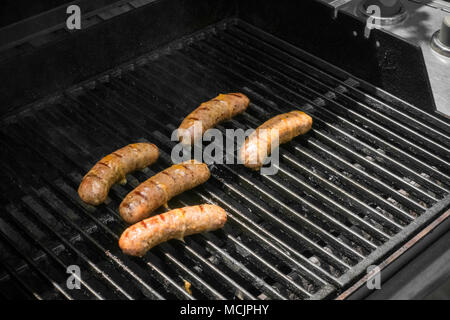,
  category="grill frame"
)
[1,1,450,300]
